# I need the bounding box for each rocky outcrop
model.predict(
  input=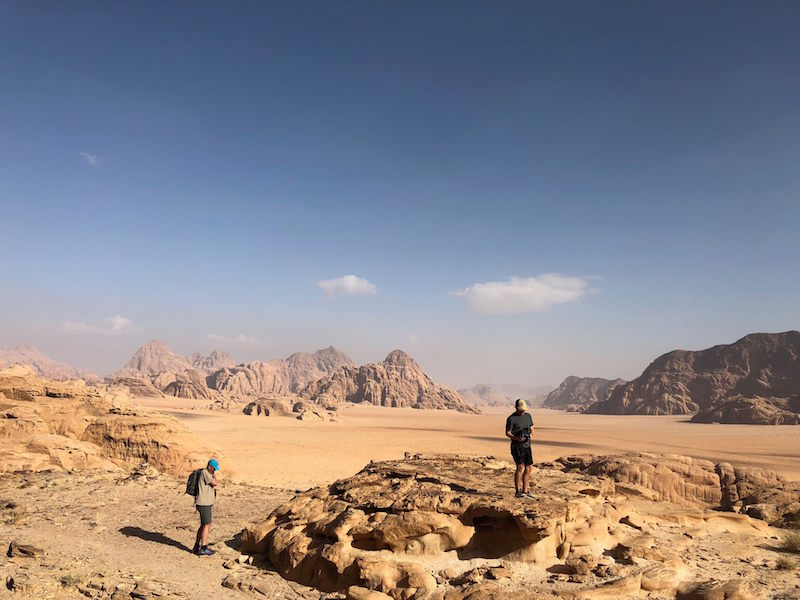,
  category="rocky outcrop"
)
[243,396,293,417]
[0,344,101,383]
[109,376,163,397]
[189,350,235,374]
[544,376,626,411]
[691,395,800,425]
[0,366,212,475]
[553,452,800,527]
[81,409,212,474]
[241,453,784,598]
[457,384,511,407]
[585,331,800,417]
[162,369,215,400]
[300,350,479,414]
